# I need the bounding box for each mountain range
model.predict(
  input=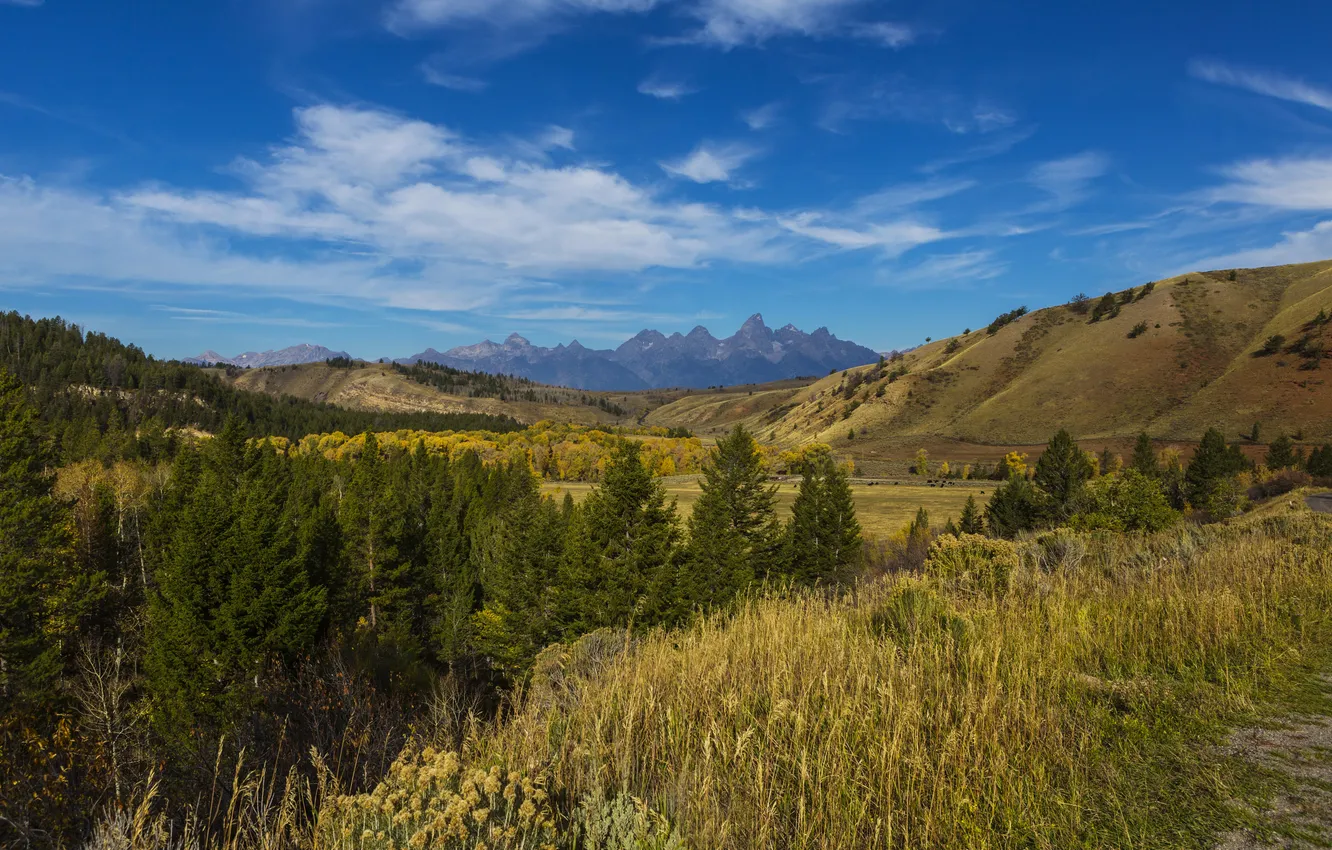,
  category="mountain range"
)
[186,344,351,369]
[400,315,881,390]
